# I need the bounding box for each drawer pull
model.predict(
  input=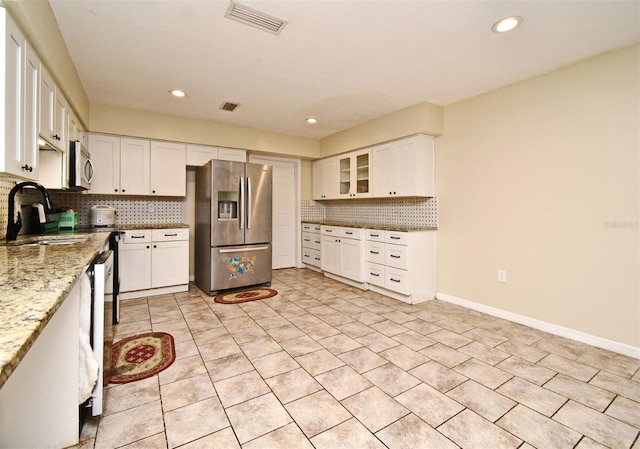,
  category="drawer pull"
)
[370,233,380,237]
[390,236,401,240]
[164,233,178,237]
[314,240,321,244]
[370,272,380,277]
[131,235,146,239]
[370,251,380,255]
[390,278,401,283]
[314,256,321,261]
[390,254,401,258]
[345,231,353,235]
[326,229,333,233]
[304,238,311,242]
